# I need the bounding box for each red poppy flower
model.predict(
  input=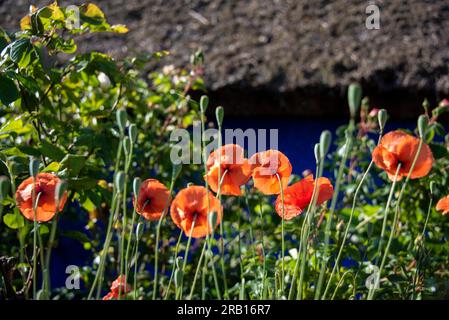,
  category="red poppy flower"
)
[134,179,170,221]
[204,144,252,196]
[170,185,222,238]
[275,175,333,220]
[15,173,68,222]
[102,275,131,300]
[372,130,434,181]
[250,150,292,195]
[436,195,449,215]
